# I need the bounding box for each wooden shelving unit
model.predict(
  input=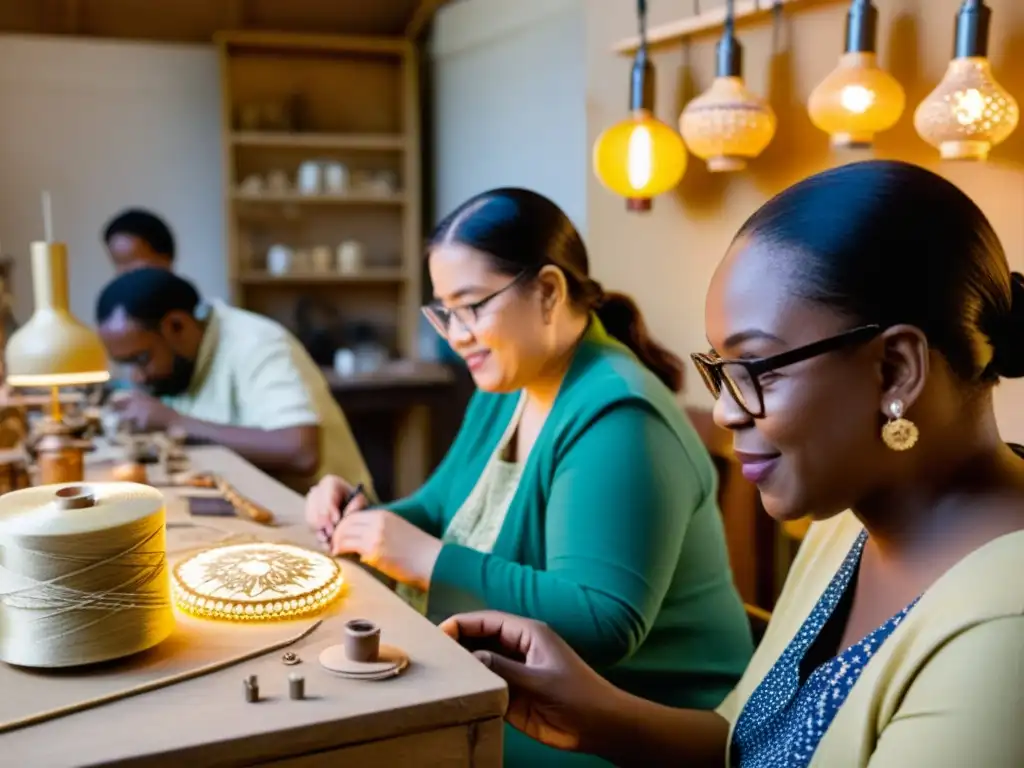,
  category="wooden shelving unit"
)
[215,30,422,363]
[230,132,409,151]
[237,269,409,286]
